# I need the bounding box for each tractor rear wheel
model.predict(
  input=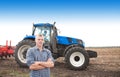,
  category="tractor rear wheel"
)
[15,39,35,67]
[65,47,89,70]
